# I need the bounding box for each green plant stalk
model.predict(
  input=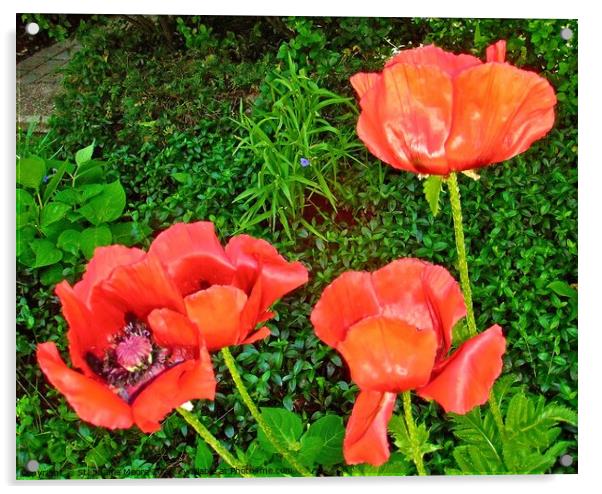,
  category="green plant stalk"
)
[446,172,478,337]
[402,392,427,476]
[220,347,313,477]
[446,172,506,436]
[176,407,250,477]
